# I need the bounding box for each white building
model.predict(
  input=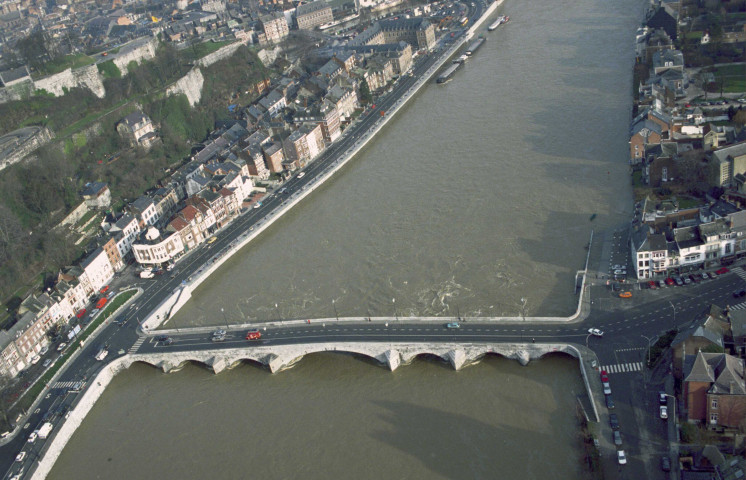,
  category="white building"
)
[132,227,185,265]
[79,248,115,294]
